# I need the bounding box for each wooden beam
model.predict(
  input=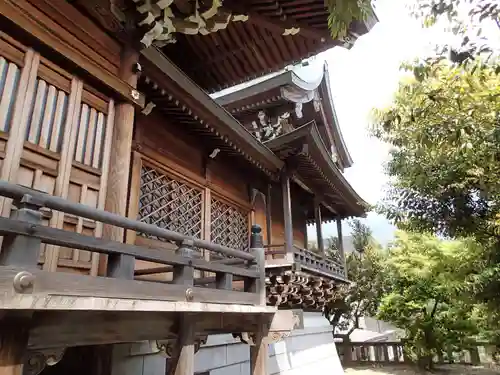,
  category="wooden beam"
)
[27,308,291,350]
[0,266,266,309]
